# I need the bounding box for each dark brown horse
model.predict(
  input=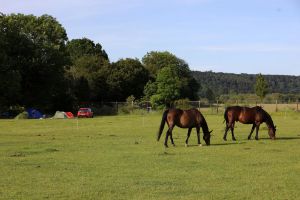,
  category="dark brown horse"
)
[223,106,276,141]
[157,108,212,147]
